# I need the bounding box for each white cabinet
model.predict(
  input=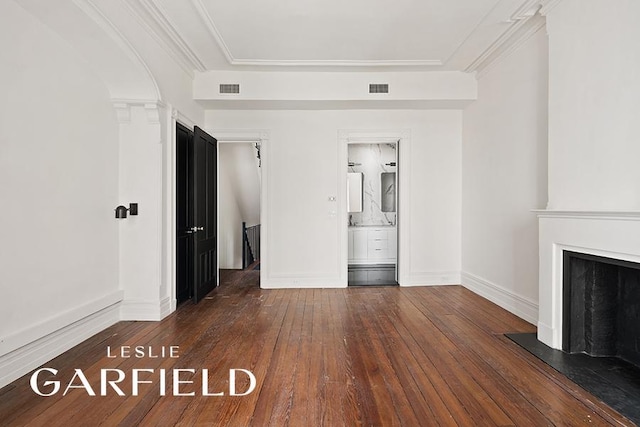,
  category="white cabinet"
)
[348,227,396,264]
[351,228,368,260]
